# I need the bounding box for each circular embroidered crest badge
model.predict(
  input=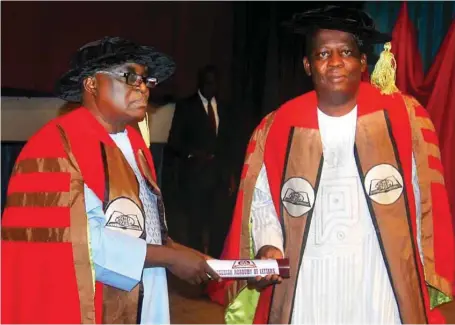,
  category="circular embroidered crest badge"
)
[104,197,145,238]
[281,177,315,217]
[364,164,404,205]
